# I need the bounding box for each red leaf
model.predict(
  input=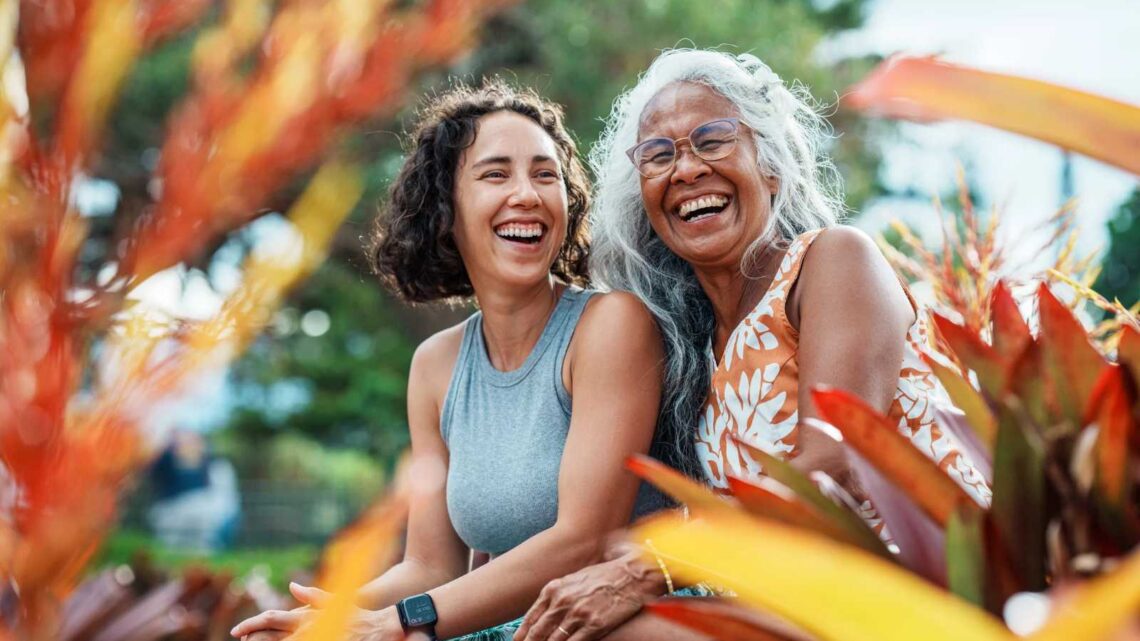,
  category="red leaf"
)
[990,280,1031,362]
[1037,283,1109,426]
[725,474,883,554]
[931,312,1006,396]
[647,597,818,641]
[1080,367,1135,506]
[812,387,983,527]
[626,454,732,513]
